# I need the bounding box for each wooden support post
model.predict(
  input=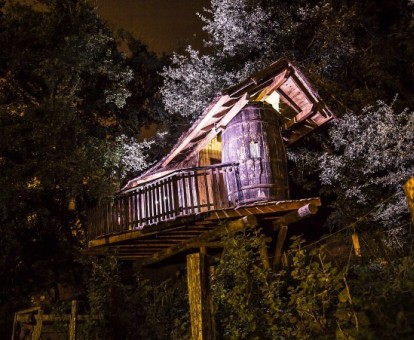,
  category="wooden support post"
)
[273,225,288,270]
[31,308,43,340]
[11,312,18,340]
[69,300,78,340]
[187,252,215,340]
[272,204,318,270]
[259,239,270,270]
[404,177,414,225]
[142,216,258,266]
